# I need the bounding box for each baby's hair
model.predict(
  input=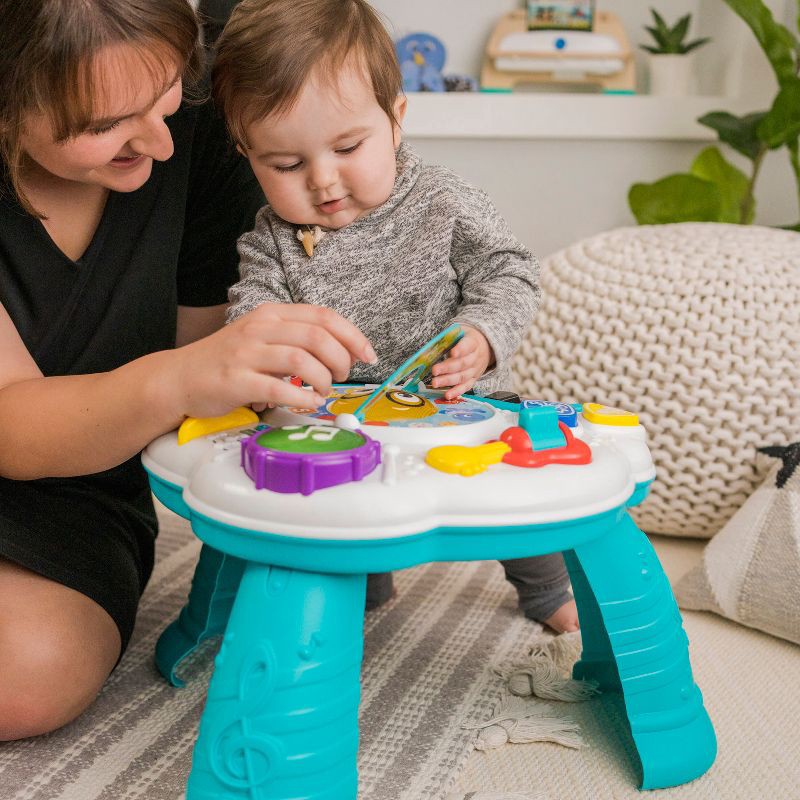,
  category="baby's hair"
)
[0,0,202,217]
[212,0,403,149]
